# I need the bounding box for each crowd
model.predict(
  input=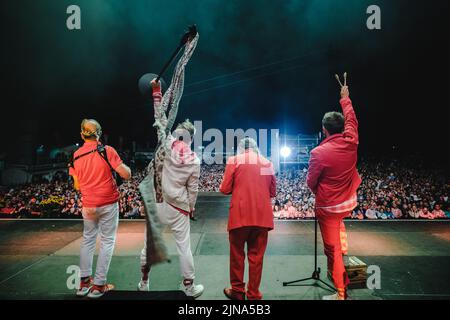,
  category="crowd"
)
[198,158,449,220]
[272,168,316,219]
[0,180,80,218]
[118,169,146,219]
[1,158,448,220]
[351,158,448,220]
[0,169,146,219]
[199,164,224,192]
